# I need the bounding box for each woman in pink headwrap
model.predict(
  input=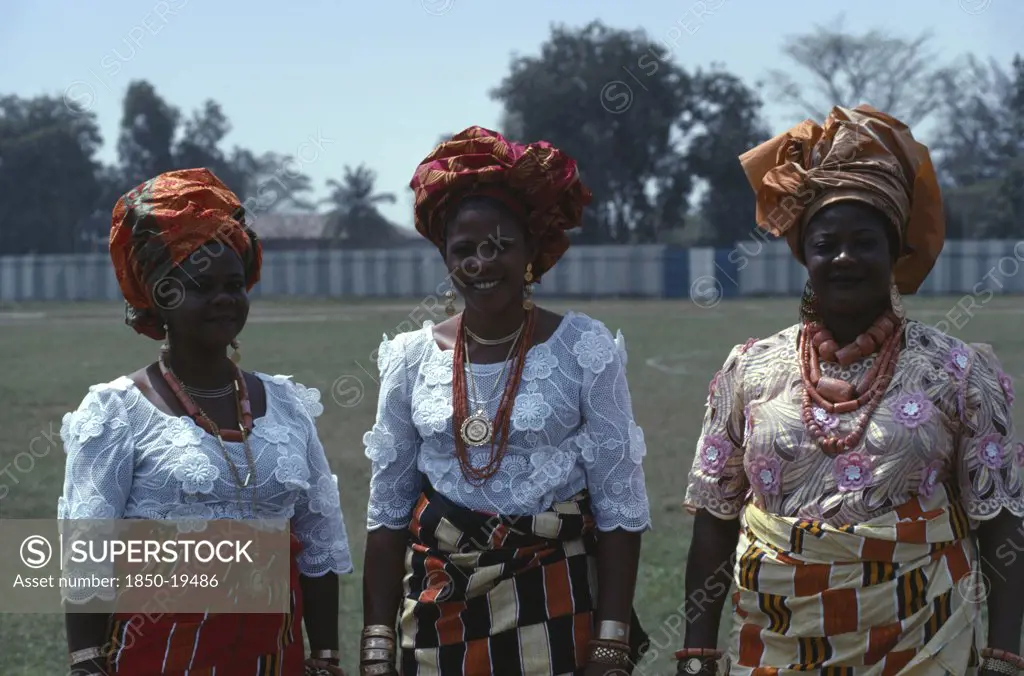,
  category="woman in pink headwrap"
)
[358,127,652,675]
